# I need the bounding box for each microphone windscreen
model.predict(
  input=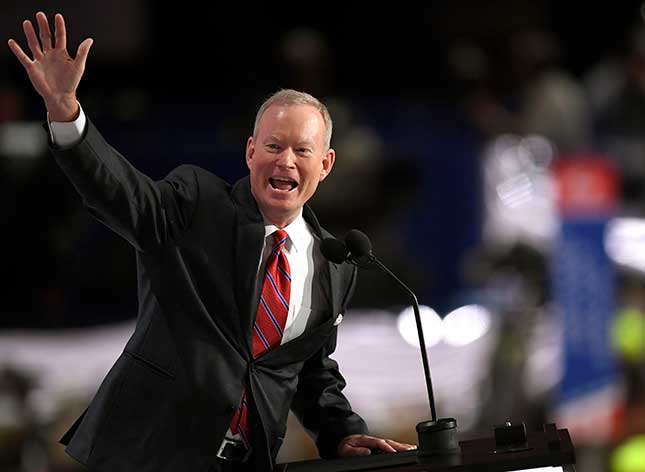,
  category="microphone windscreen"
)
[321,237,349,263]
[345,229,372,257]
